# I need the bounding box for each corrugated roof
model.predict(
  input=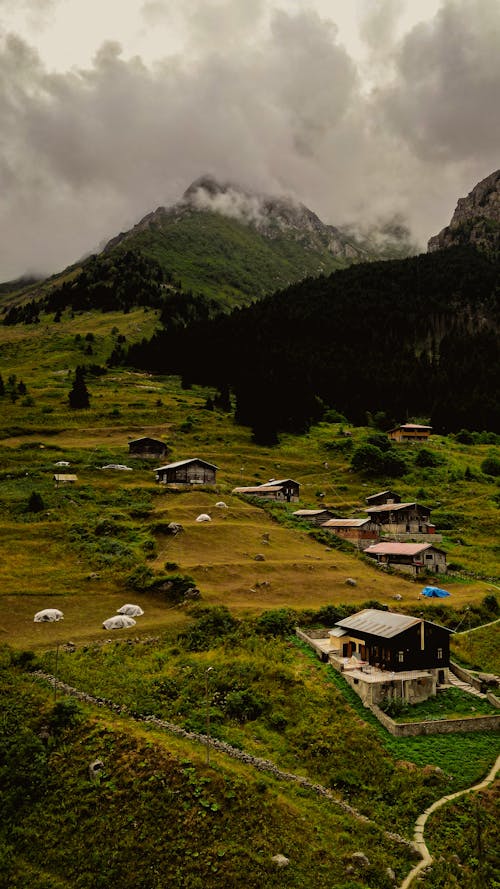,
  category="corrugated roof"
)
[322,518,370,528]
[54,474,77,481]
[366,490,400,502]
[293,509,329,516]
[232,485,281,493]
[364,542,434,556]
[154,458,218,471]
[388,424,432,432]
[129,437,165,445]
[260,478,300,487]
[335,608,421,638]
[364,501,429,514]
